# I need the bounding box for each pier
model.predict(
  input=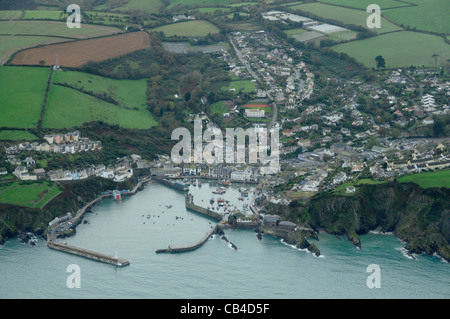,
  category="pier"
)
[155,224,220,254]
[185,193,223,221]
[48,241,129,267]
